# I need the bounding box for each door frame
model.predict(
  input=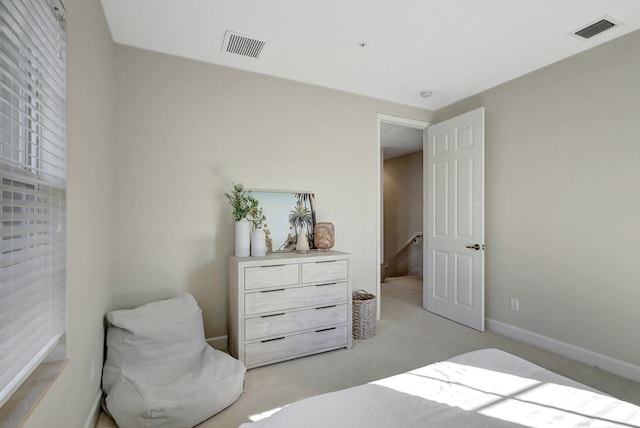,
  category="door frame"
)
[376,114,430,319]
